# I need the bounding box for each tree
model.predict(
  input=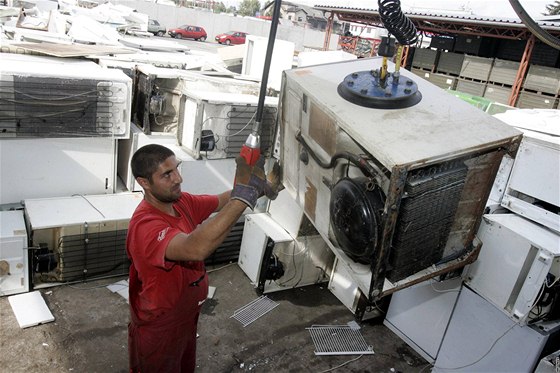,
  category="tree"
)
[238,0,260,17]
[214,2,227,13]
[545,0,560,15]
